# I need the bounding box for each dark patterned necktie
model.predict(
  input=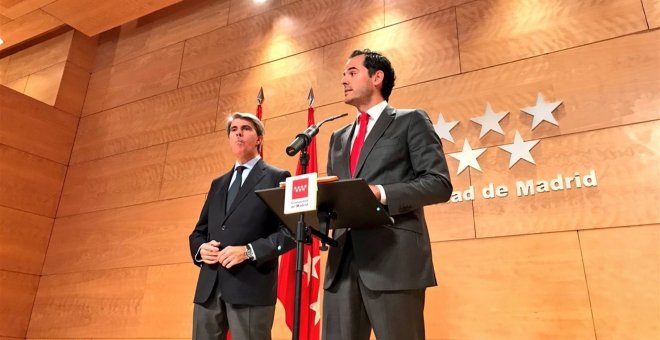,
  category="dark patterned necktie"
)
[226,165,246,213]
